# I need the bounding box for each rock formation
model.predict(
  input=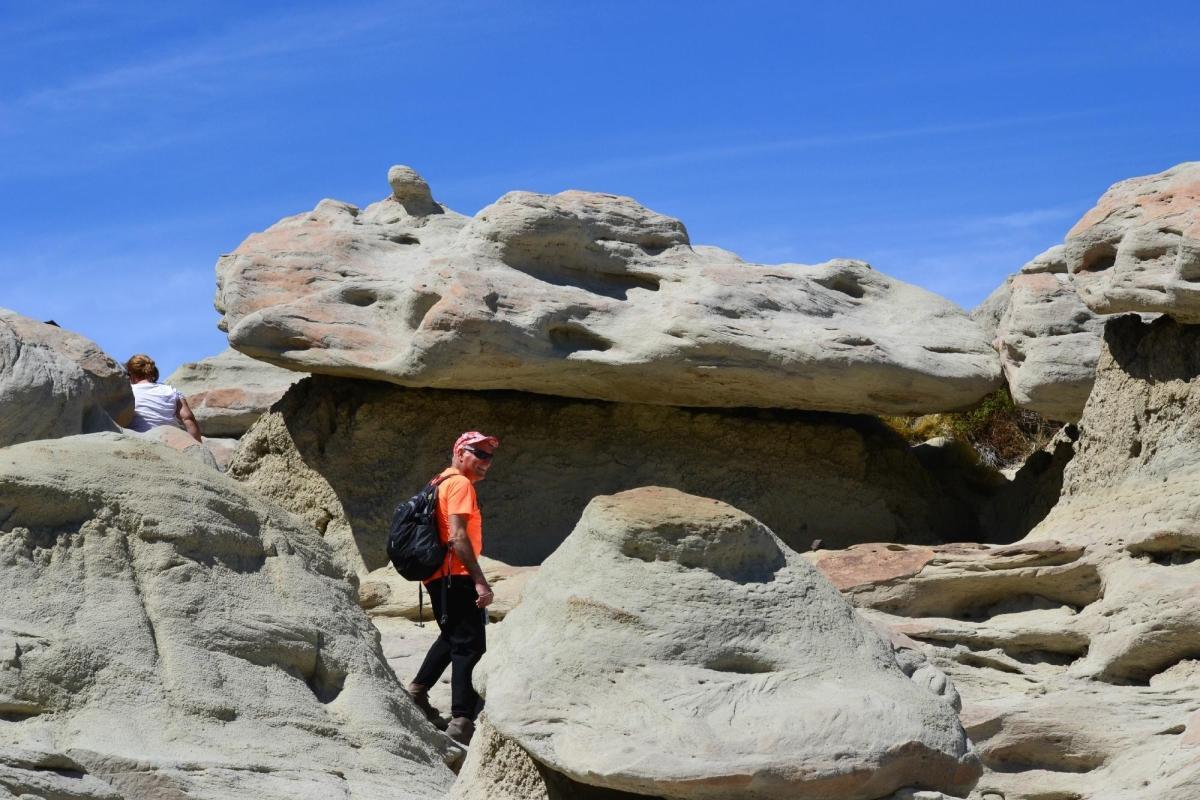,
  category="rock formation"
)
[0,308,132,448]
[229,375,994,576]
[214,166,1001,416]
[980,161,1200,421]
[986,246,1111,422]
[1066,161,1200,322]
[0,433,455,799]
[166,347,304,437]
[810,313,1200,799]
[458,488,981,799]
